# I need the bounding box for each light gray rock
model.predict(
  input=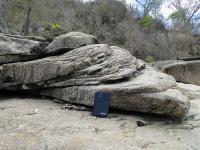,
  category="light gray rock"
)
[178,83,200,100]
[0,33,190,117]
[151,60,183,71]
[177,82,200,123]
[0,33,48,64]
[40,66,189,117]
[43,32,99,55]
[1,44,136,87]
[0,44,189,117]
[1,33,47,42]
[152,60,200,86]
